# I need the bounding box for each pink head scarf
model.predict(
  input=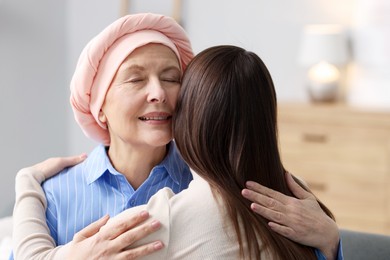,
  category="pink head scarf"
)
[70,13,194,145]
